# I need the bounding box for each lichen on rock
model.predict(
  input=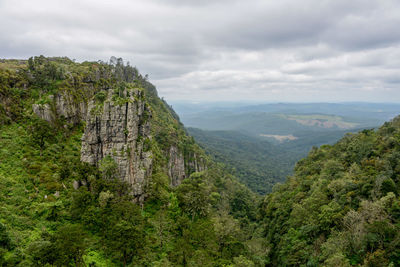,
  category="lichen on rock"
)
[29,59,208,201]
[32,93,88,124]
[168,145,206,187]
[81,88,153,201]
